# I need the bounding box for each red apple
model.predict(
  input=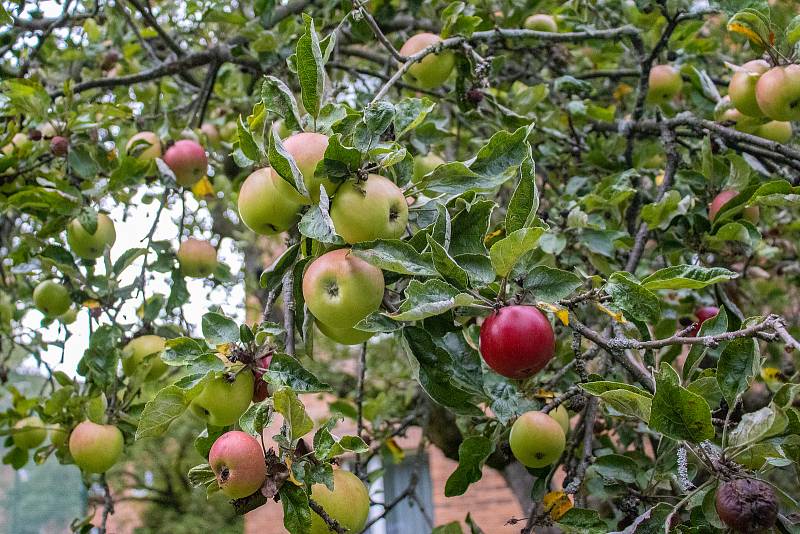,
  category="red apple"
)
[690,306,719,336]
[163,140,208,187]
[479,306,555,379]
[50,136,69,157]
[709,190,759,224]
[209,431,267,499]
[252,354,273,403]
